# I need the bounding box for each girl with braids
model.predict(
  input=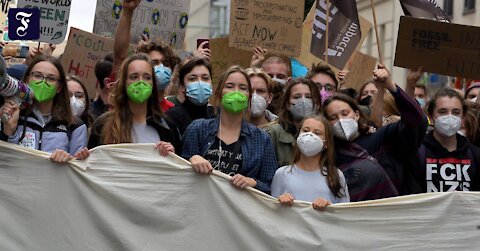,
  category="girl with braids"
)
[88,53,181,155]
[271,115,349,210]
